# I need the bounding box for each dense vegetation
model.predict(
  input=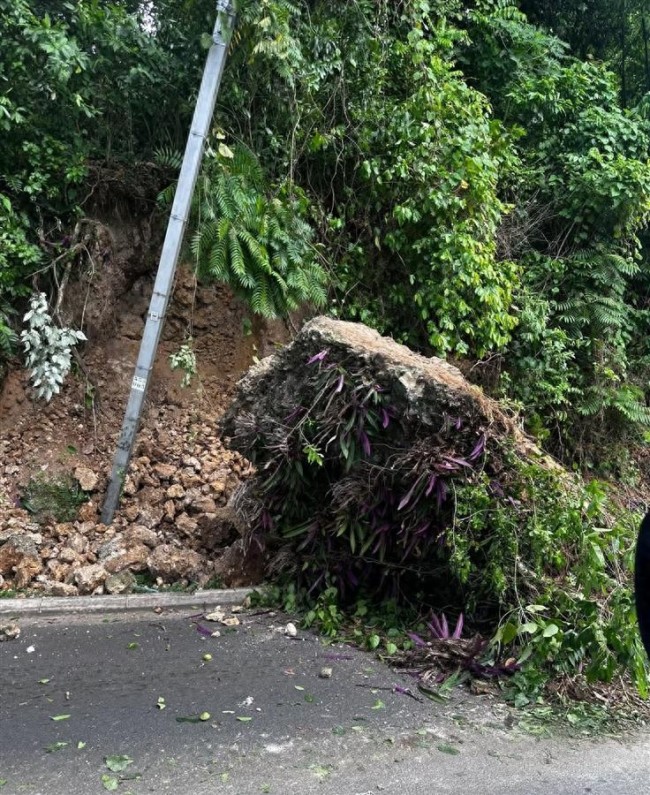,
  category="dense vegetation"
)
[4,0,650,468]
[3,0,650,701]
